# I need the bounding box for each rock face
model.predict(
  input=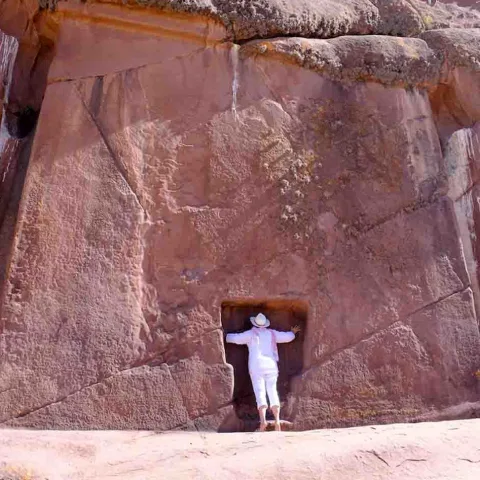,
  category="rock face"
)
[0,0,479,431]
